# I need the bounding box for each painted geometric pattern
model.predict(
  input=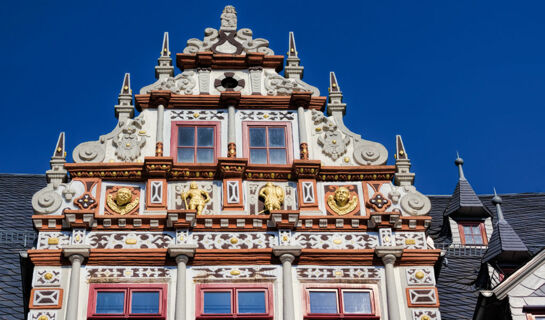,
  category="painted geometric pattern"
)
[86,232,175,249]
[407,288,438,306]
[86,267,173,278]
[297,266,381,280]
[28,311,58,320]
[406,267,436,286]
[31,288,62,308]
[33,269,61,287]
[412,309,441,320]
[395,232,426,249]
[294,232,379,249]
[193,232,277,249]
[36,232,70,249]
[192,266,277,279]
